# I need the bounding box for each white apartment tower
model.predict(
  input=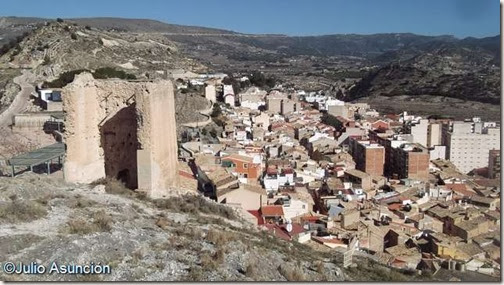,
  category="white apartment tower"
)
[446,121,500,174]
